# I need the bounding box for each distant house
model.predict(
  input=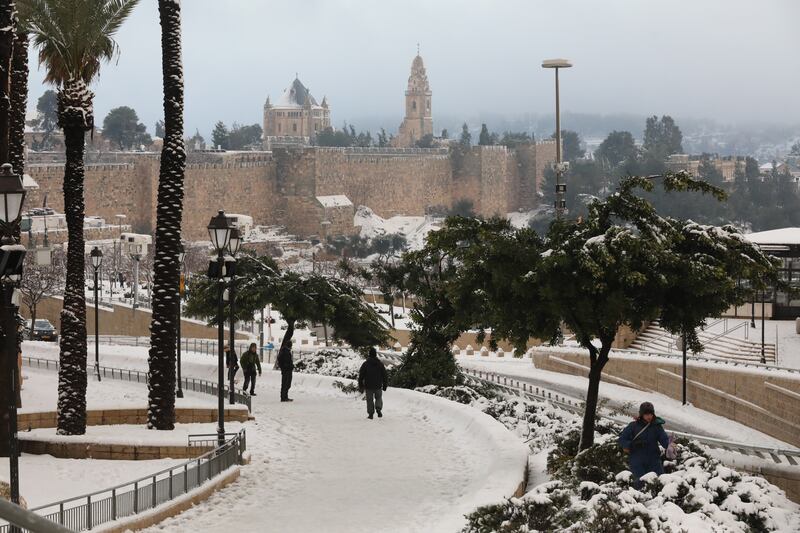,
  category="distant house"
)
[745,228,800,319]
